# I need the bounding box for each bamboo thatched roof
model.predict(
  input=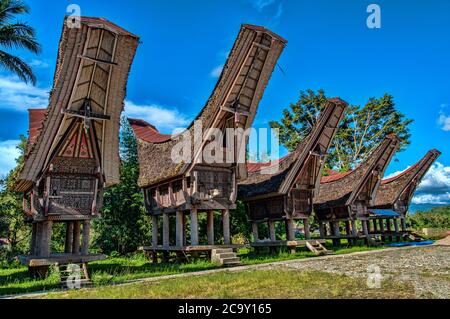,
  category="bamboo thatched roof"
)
[238,98,348,200]
[314,134,401,210]
[371,149,441,209]
[15,17,139,192]
[132,24,287,188]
